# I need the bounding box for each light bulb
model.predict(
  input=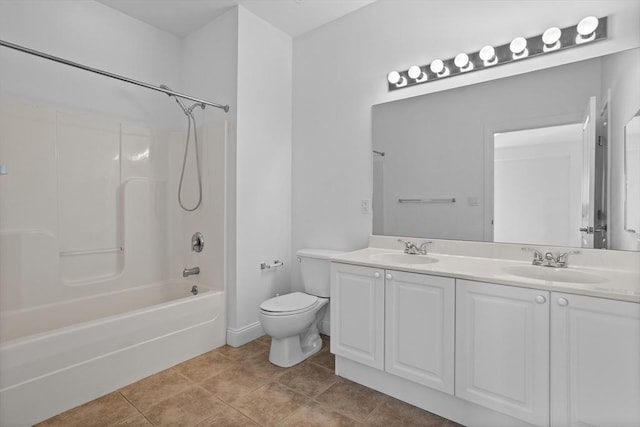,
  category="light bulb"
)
[407,65,427,82]
[509,37,528,58]
[430,59,444,74]
[387,71,401,85]
[577,16,598,43]
[542,27,561,51]
[429,59,449,77]
[407,66,420,79]
[454,53,473,71]
[479,45,497,65]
